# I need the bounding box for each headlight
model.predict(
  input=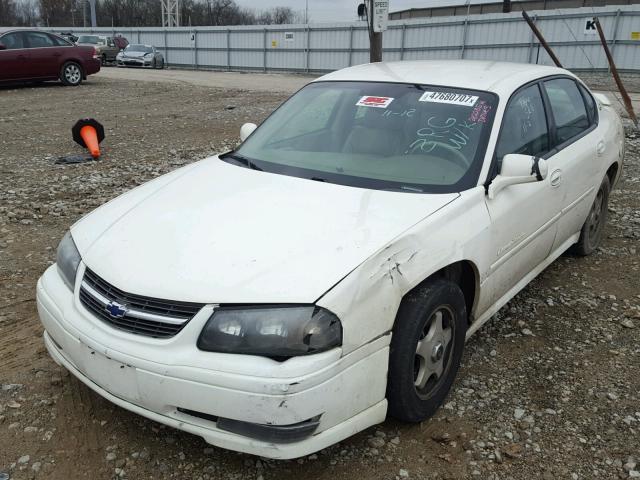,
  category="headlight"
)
[56,231,81,290]
[197,306,342,358]
[144,53,153,58]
